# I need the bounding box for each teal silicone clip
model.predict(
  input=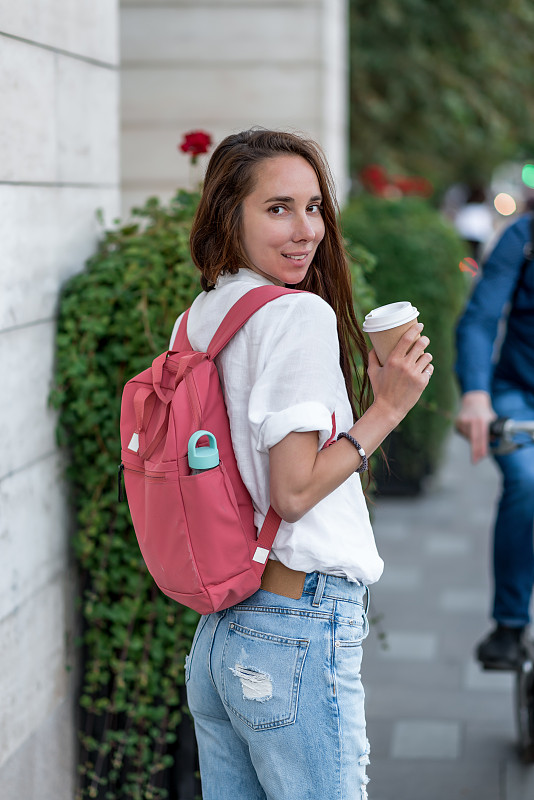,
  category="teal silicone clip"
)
[187,430,219,470]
